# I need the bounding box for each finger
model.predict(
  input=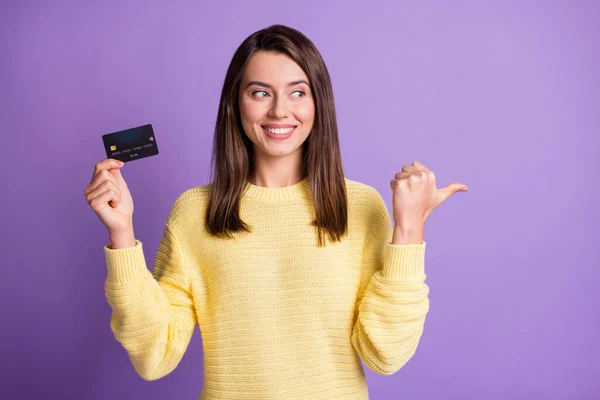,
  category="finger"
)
[86,179,119,203]
[412,160,430,171]
[85,169,118,197]
[85,175,118,201]
[89,187,121,212]
[109,165,127,185]
[390,177,410,189]
[394,171,411,179]
[108,189,122,208]
[90,159,124,184]
[447,182,469,192]
[401,165,418,173]
[93,158,124,177]
[436,182,469,202]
